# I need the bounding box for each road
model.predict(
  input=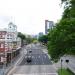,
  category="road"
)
[8,43,57,75]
